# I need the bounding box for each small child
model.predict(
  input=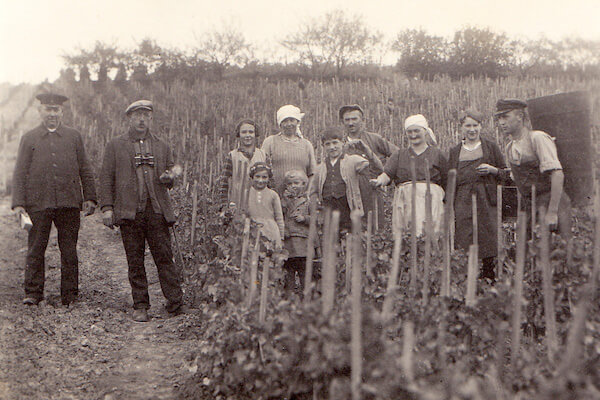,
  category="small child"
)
[310,126,371,231]
[281,170,314,293]
[247,162,284,250]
